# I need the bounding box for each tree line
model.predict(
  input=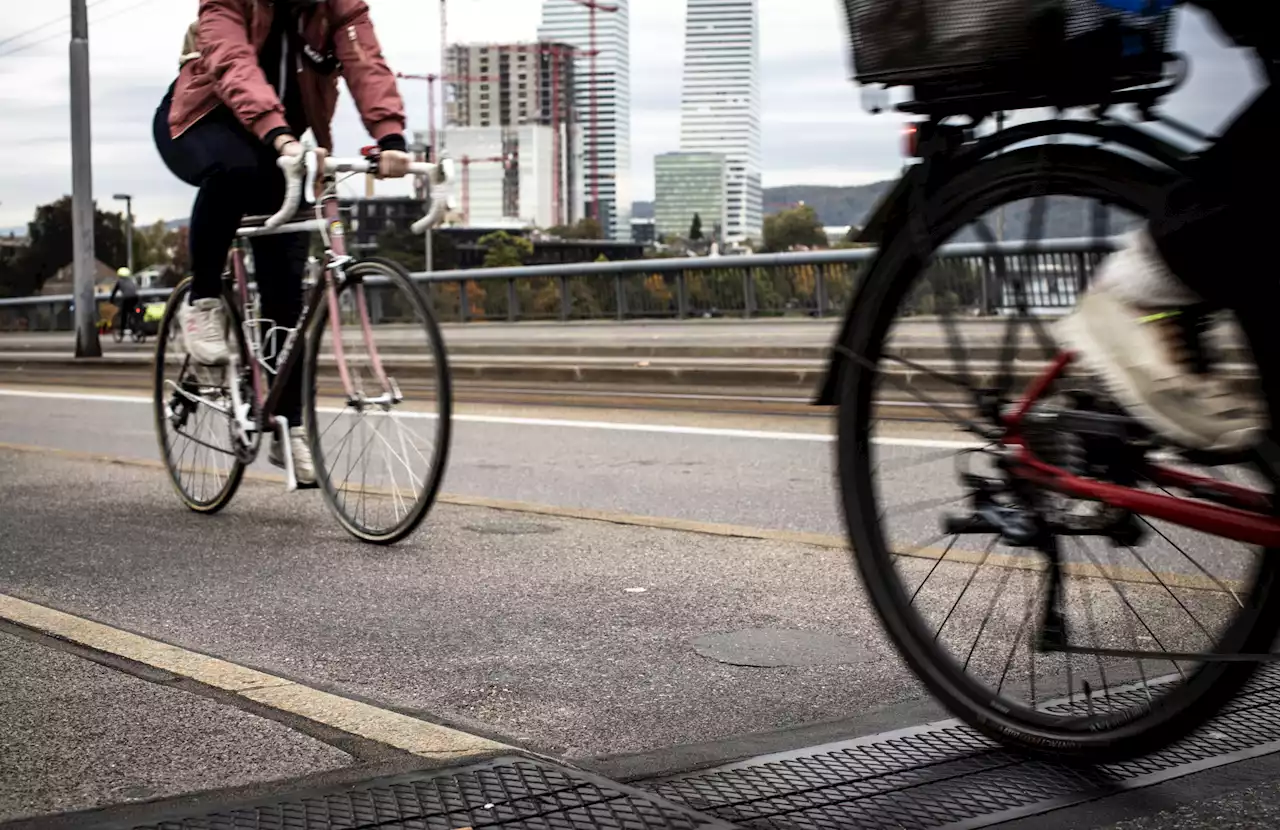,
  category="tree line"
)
[0,197,190,298]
